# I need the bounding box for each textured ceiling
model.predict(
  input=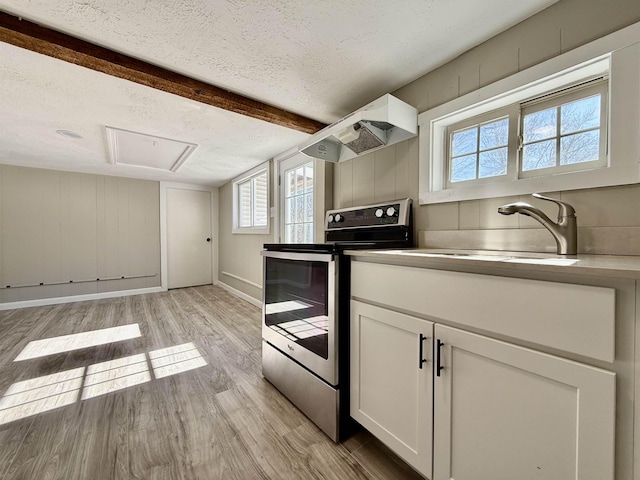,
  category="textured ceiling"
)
[0,0,557,186]
[0,42,310,185]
